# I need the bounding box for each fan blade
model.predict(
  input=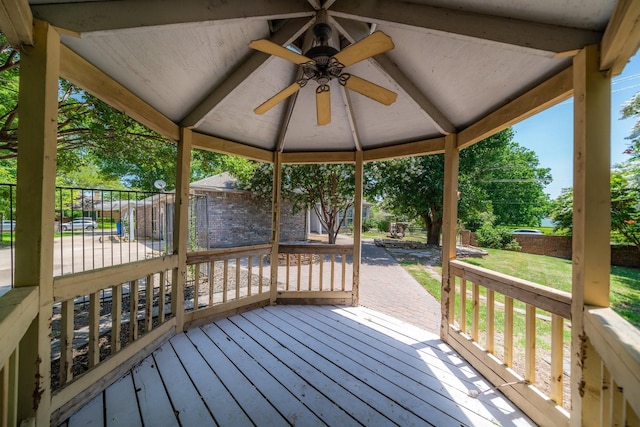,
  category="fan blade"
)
[332,31,394,67]
[316,84,331,126]
[249,39,313,65]
[341,74,397,105]
[254,81,304,115]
